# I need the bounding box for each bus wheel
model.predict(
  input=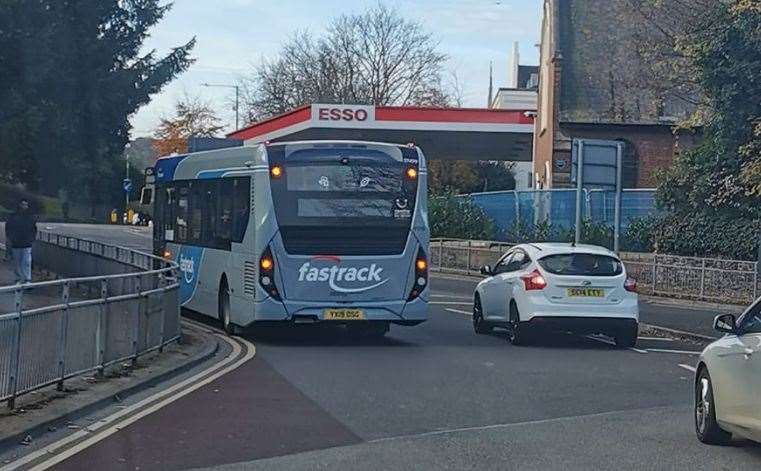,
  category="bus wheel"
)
[218,279,236,336]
